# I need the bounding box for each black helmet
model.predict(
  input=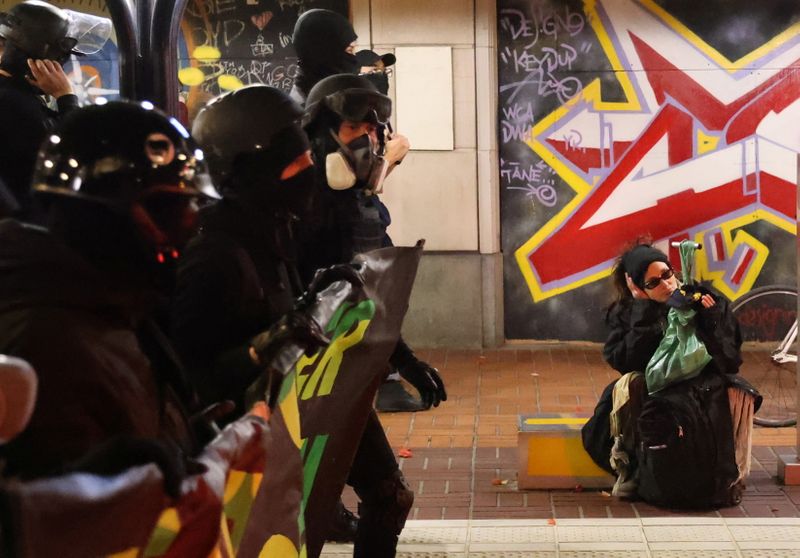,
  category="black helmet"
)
[192,85,305,190]
[33,101,220,259]
[0,1,77,61]
[303,73,391,130]
[192,86,314,218]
